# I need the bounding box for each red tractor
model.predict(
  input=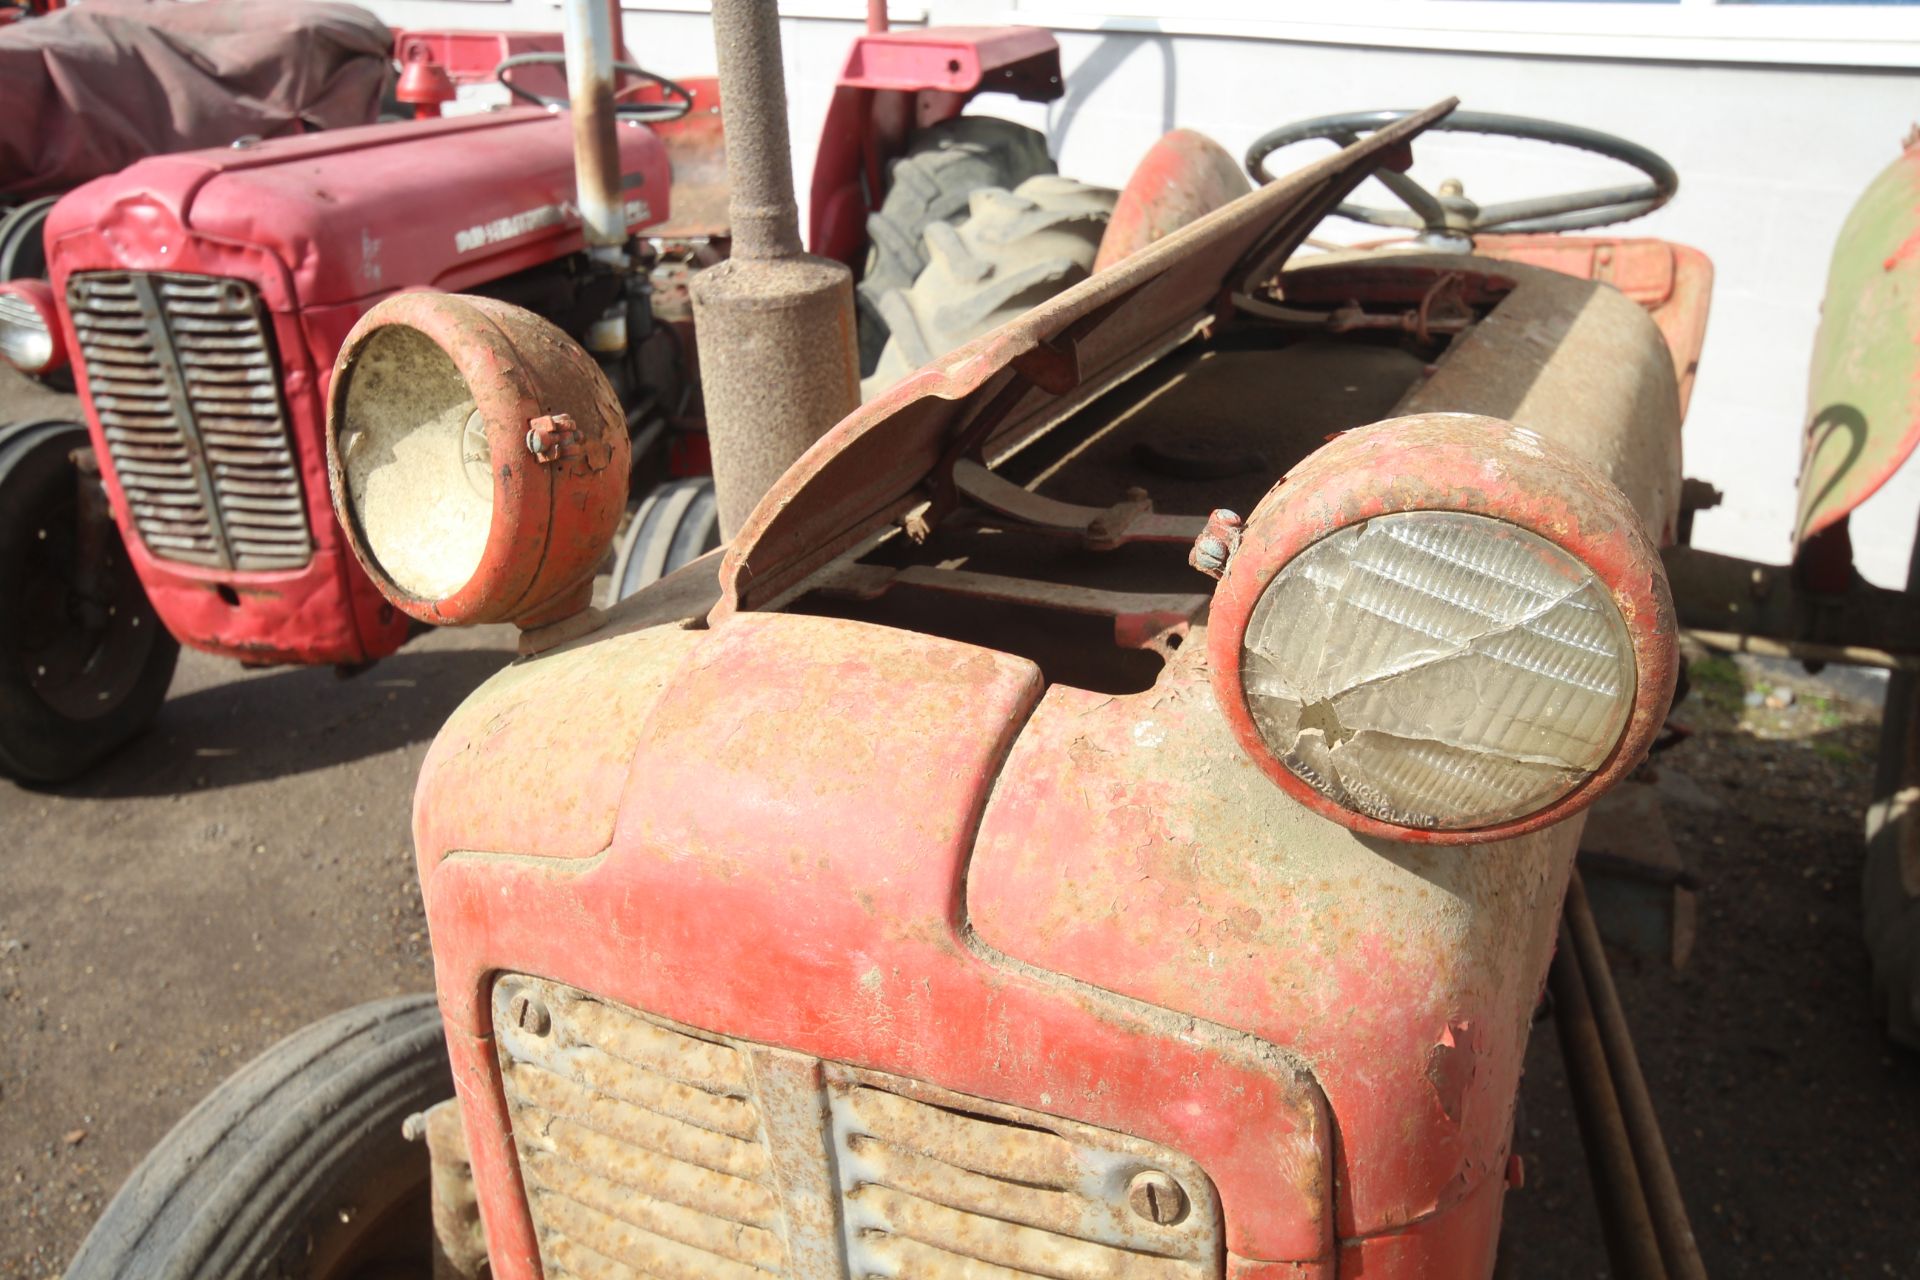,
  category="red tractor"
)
[68,5,1722,1279]
[0,6,1086,783]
